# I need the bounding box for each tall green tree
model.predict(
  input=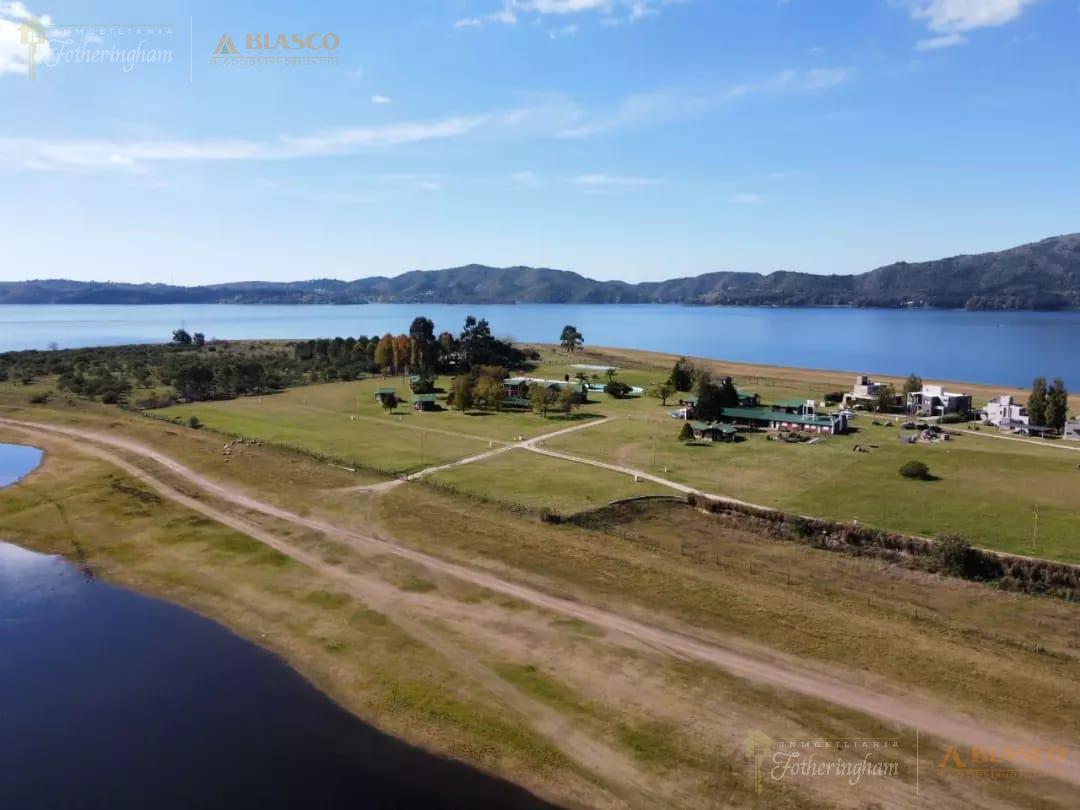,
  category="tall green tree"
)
[1028,377,1048,426]
[902,373,923,396]
[450,374,474,411]
[1046,378,1070,431]
[459,316,494,367]
[647,380,675,406]
[668,357,695,392]
[556,384,578,414]
[559,325,583,354]
[717,376,741,408]
[874,383,897,413]
[408,317,439,374]
[872,384,898,414]
[373,334,395,372]
[172,329,192,346]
